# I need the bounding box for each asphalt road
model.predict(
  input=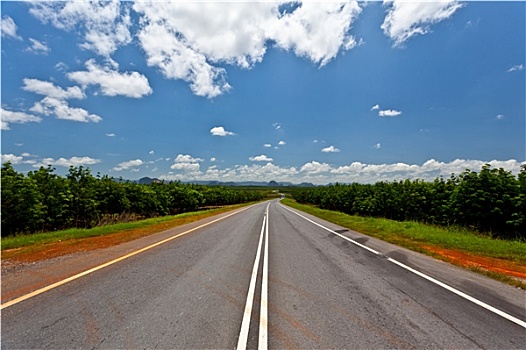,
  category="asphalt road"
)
[2,200,525,349]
